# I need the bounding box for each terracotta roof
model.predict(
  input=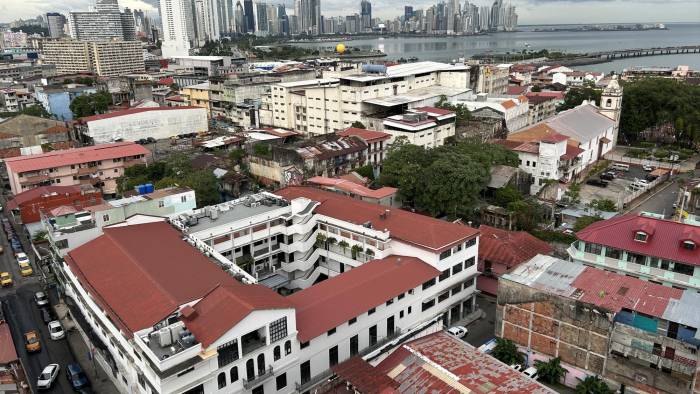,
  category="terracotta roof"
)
[576,213,700,267]
[6,185,83,210]
[512,142,539,154]
[501,100,517,110]
[0,322,18,364]
[506,85,528,95]
[182,283,291,348]
[276,187,479,251]
[287,256,439,342]
[540,132,569,144]
[376,331,555,394]
[331,357,400,394]
[50,205,77,216]
[255,127,300,138]
[4,142,150,174]
[478,225,553,271]
[65,222,237,336]
[412,106,455,116]
[508,123,580,146]
[526,91,565,100]
[165,95,184,102]
[79,106,203,122]
[337,127,392,142]
[561,144,584,160]
[307,176,397,199]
